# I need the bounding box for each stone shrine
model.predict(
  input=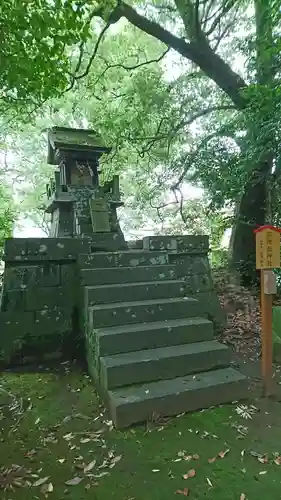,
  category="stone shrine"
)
[0,127,247,428]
